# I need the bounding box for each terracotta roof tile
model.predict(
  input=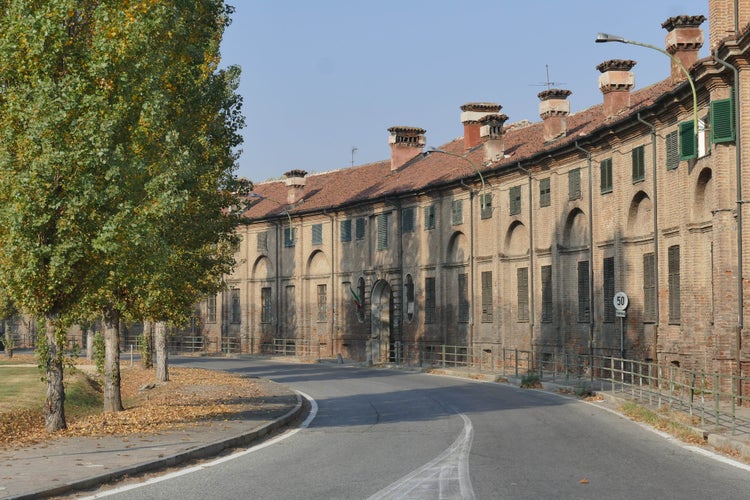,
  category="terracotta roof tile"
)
[244,77,679,221]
